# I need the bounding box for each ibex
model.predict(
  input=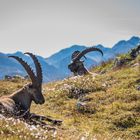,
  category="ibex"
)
[68,47,103,76]
[0,53,62,125]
